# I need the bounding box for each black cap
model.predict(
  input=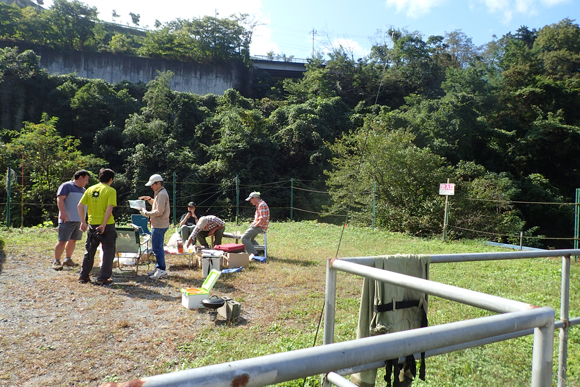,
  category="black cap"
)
[187,202,196,207]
